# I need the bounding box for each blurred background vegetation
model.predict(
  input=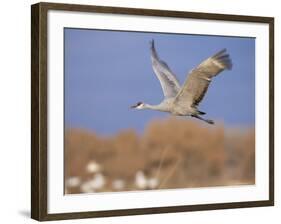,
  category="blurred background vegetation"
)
[64,118,255,194]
